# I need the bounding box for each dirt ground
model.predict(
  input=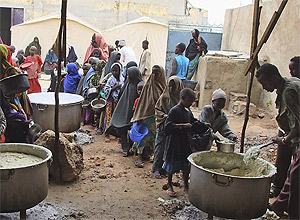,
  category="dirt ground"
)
[0,77,282,220]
